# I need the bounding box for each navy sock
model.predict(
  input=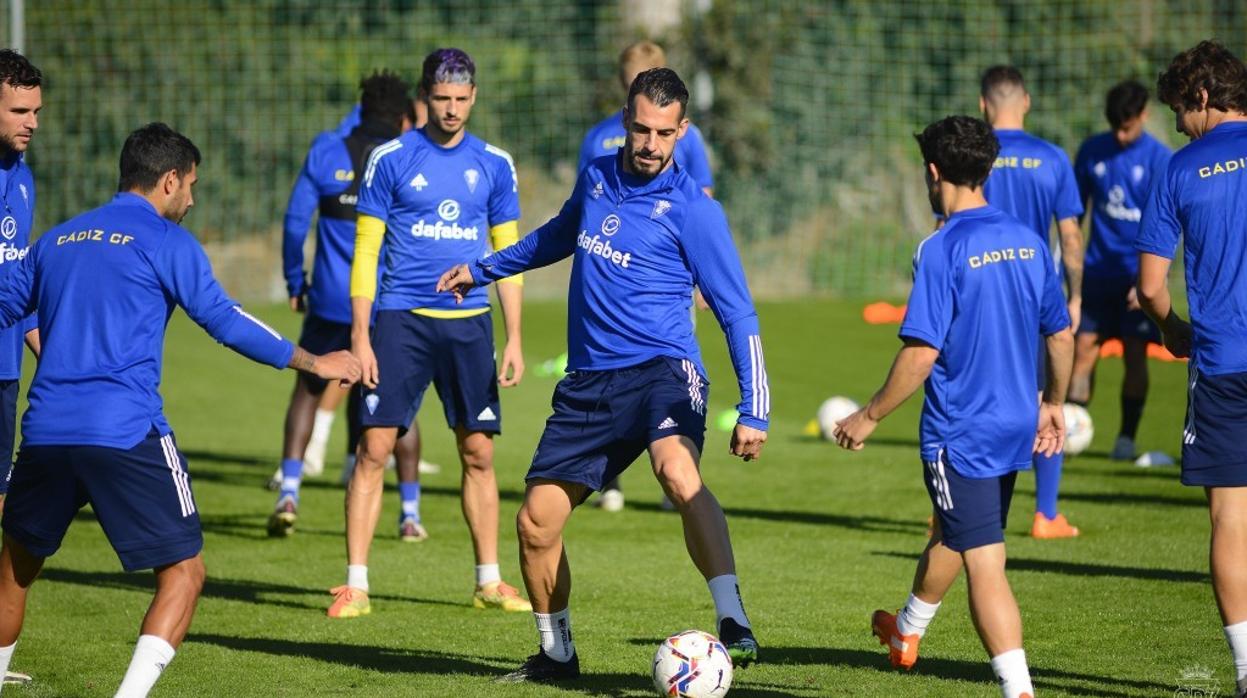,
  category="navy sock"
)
[1120,395,1145,439]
